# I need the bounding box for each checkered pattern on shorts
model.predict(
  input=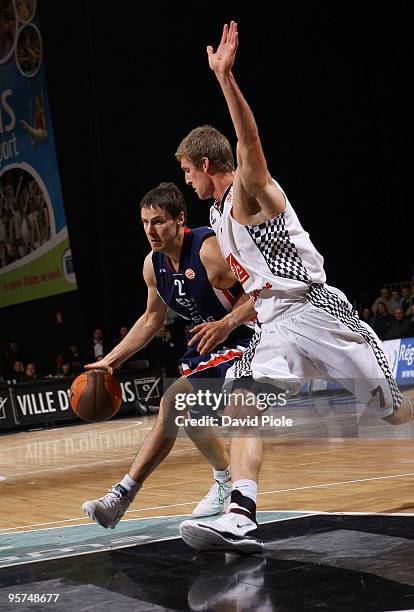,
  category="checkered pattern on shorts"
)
[233,330,262,378]
[307,284,402,411]
[246,214,311,283]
